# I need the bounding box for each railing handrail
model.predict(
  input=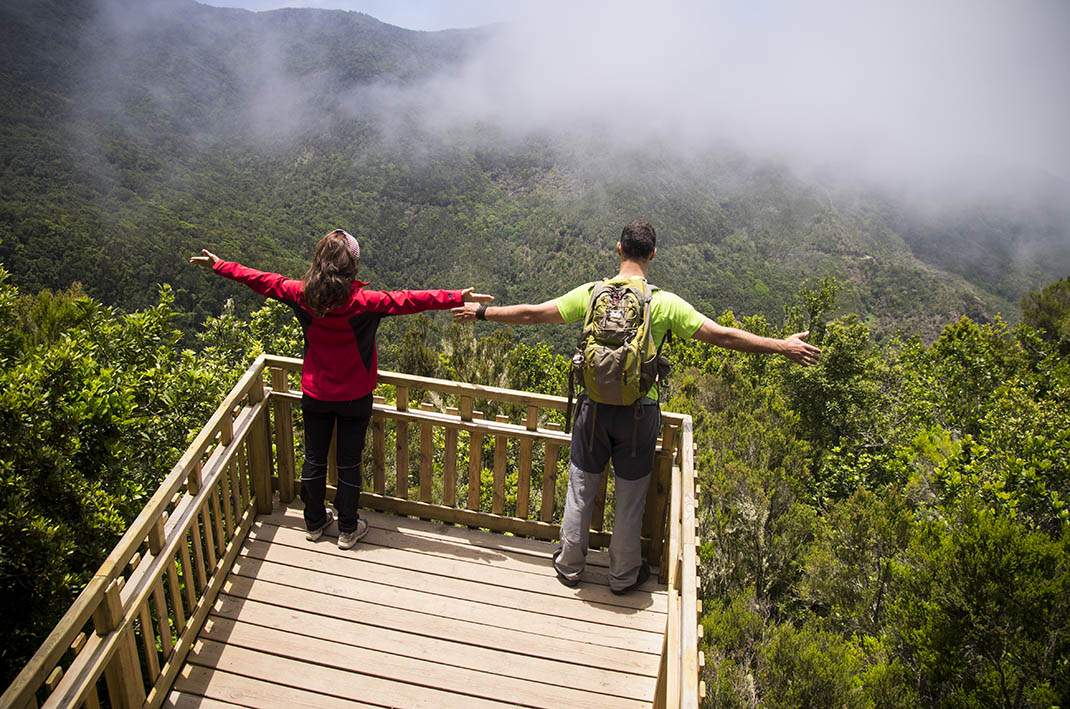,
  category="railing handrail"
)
[262,354,691,427]
[0,354,273,709]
